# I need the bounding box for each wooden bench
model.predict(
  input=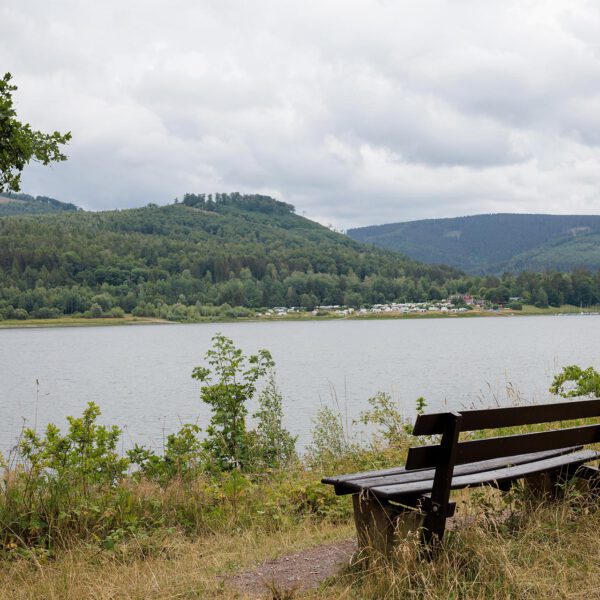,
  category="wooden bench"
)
[322,398,600,555]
